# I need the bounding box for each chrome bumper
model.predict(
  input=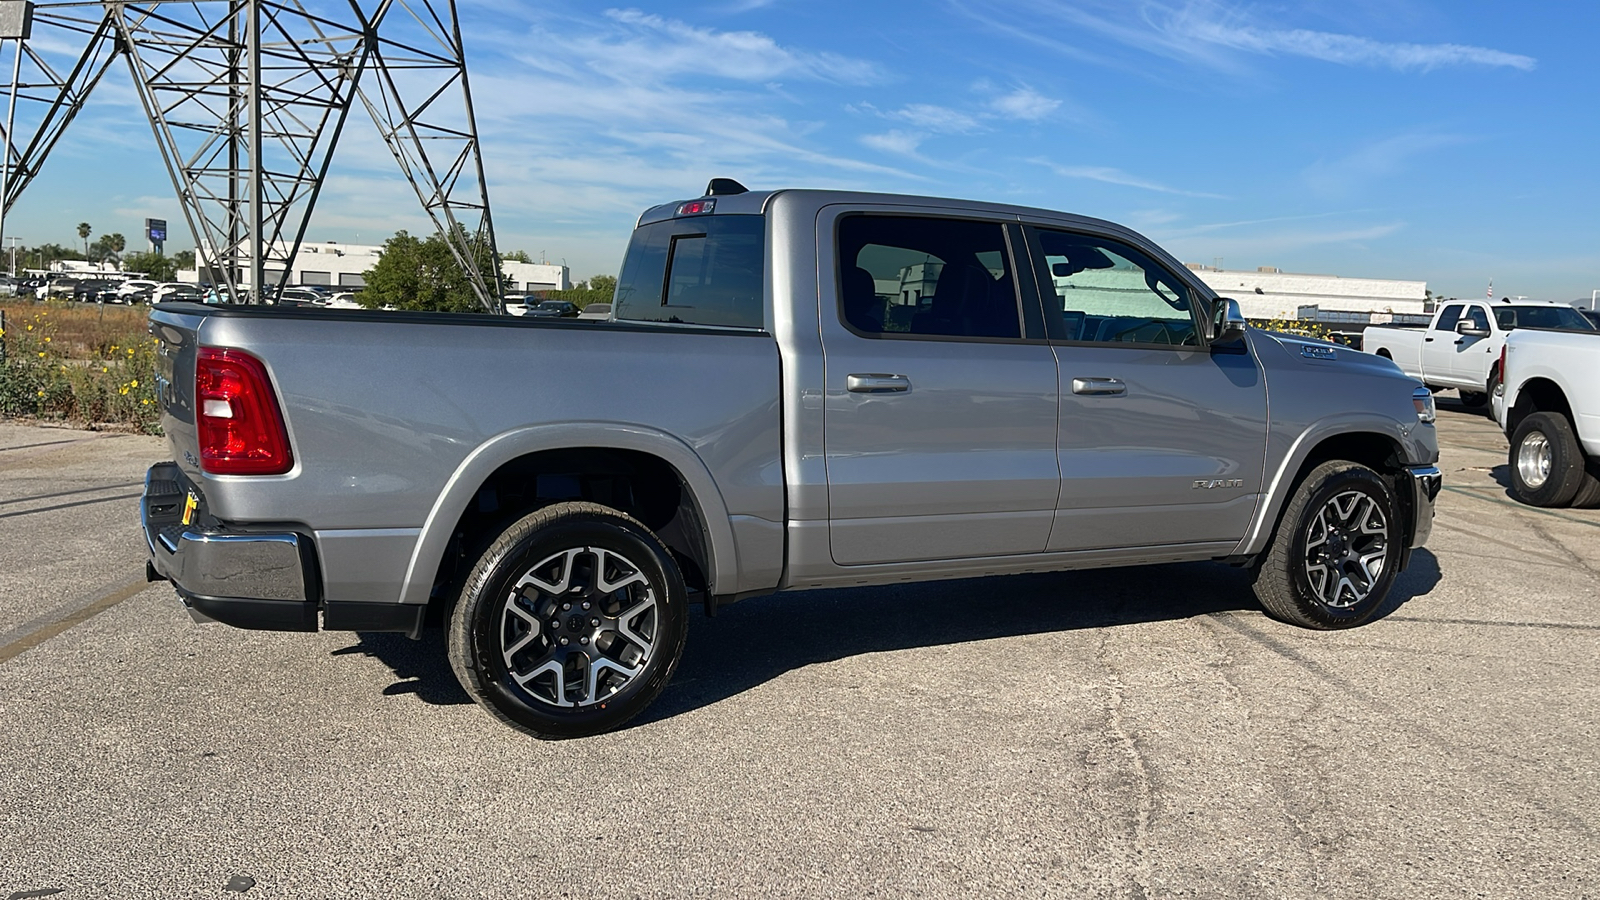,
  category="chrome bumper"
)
[1405,464,1442,549]
[141,462,316,631]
